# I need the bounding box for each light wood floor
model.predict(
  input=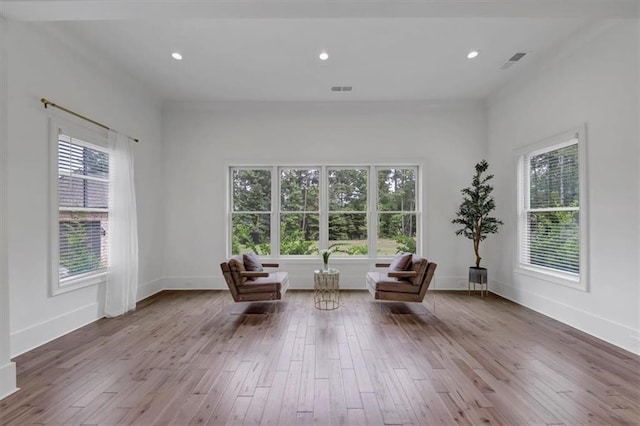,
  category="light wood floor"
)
[1,290,639,425]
